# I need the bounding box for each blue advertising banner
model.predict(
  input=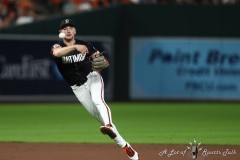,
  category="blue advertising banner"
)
[130,37,240,100]
[0,34,113,101]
